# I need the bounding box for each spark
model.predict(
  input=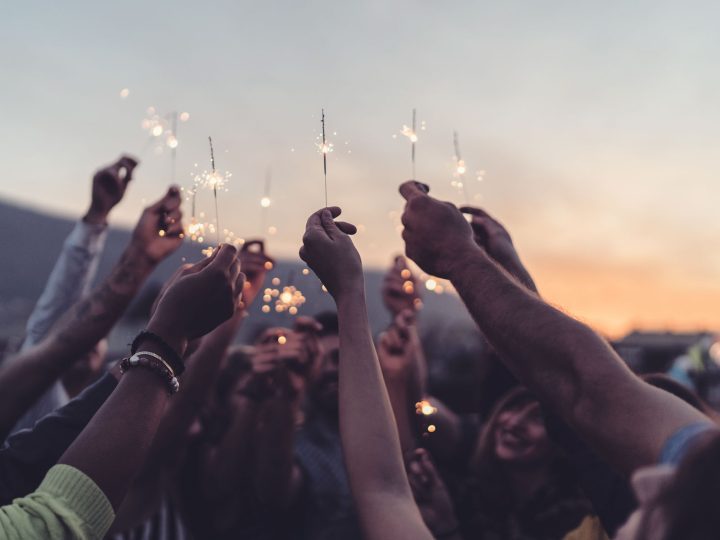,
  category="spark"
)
[120,88,130,99]
[400,109,420,178]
